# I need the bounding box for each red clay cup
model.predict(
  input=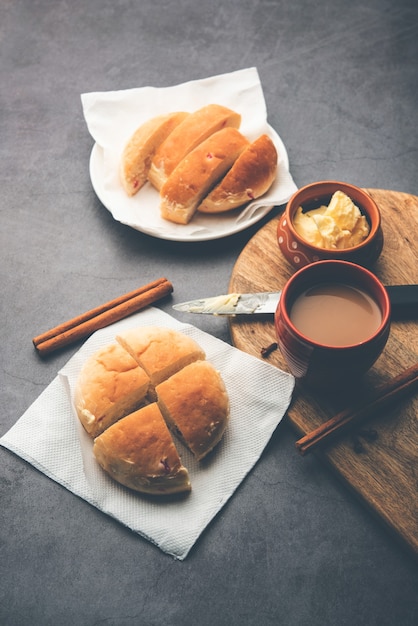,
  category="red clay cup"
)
[277,181,383,269]
[274,260,391,389]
